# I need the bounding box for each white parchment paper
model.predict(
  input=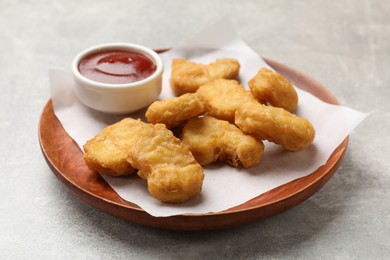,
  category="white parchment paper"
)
[50,18,368,217]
